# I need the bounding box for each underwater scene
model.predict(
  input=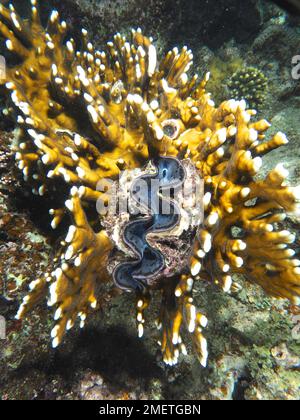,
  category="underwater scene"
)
[0,0,299,401]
